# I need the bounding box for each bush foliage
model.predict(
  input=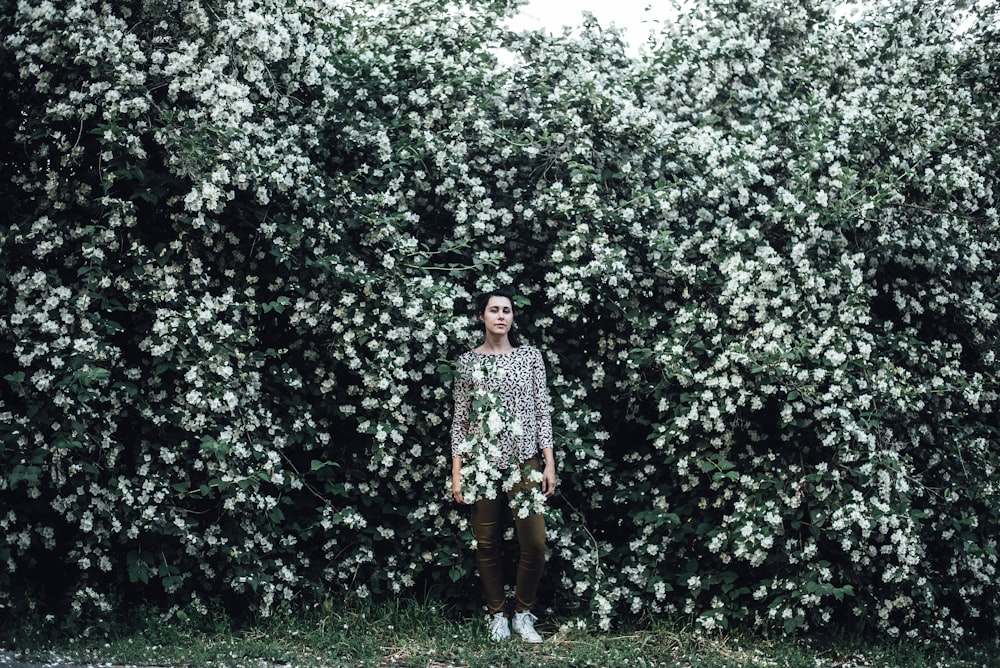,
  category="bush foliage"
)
[1,0,998,641]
